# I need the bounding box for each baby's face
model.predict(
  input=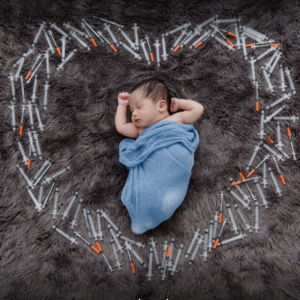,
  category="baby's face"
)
[129,89,161,128]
